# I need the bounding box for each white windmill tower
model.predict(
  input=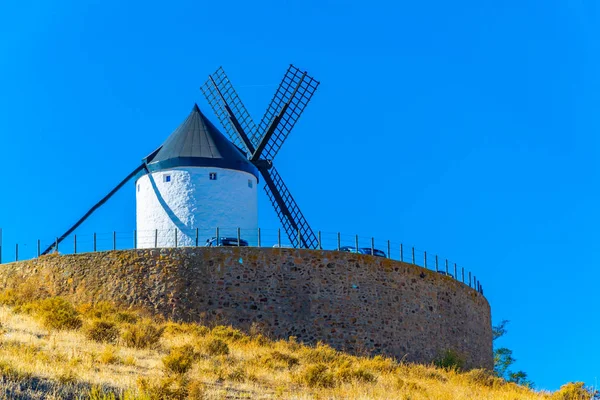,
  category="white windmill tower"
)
[135,104,259,248]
